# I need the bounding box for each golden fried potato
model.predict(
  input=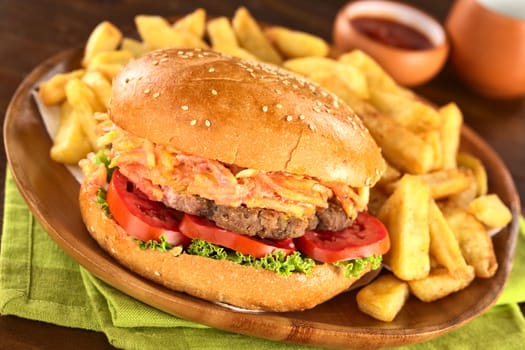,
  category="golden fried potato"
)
[231,7,282,64]
[283,57,369,99]
[429,200,469,274]
[50,101,92,164]
[409,266,475,302]
[82,21,122,67]
[172,8,206,38]
[467,194,512,229]
[356,274,409,322]
[64,78,103,149]
[378,175,430,280]
[457,152,488,196]
[387,168,473,199]
[81,71,112,109]
[265,26,329,58]
[38,69,85,105]
[207,16,239,49]
[369,89,441,132]
[359,111,434,174]
[439,102,463,169]
[135,15,208,50]
[445,210,498,278]
[120,37,151,57]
